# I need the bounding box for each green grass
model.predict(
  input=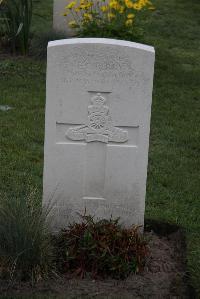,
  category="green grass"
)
[143,0,200,293]
[0,0,200,296]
